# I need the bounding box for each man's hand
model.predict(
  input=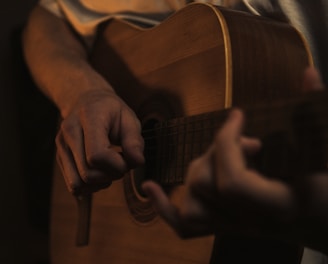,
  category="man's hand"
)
[56,89,144,195]
[142,68,328,256]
